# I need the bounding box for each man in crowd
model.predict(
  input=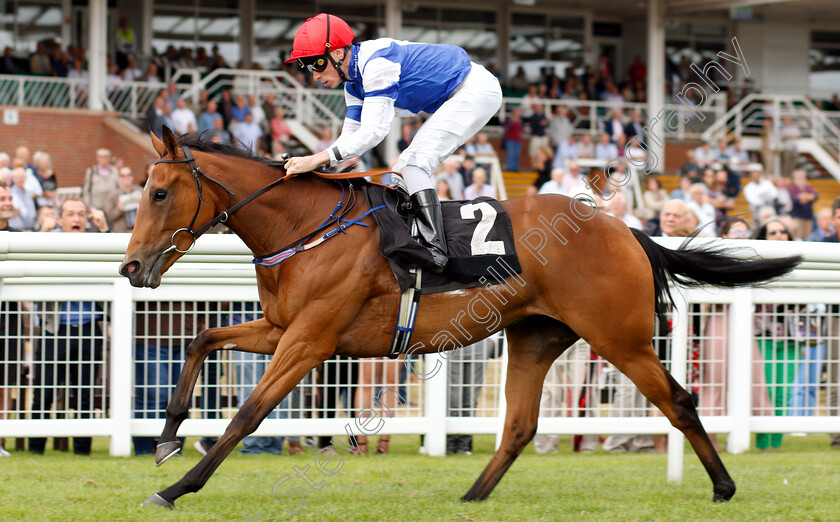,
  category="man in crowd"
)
[199,100,222,133]
[30,199,108,455]
[82,148,121,214]
[548,105,573,147]
[822,197,840,449]
[434,159,465,200]
[106,166,143,232]
[463,167,495,200]
[645,198,688,237]
[788,169,818,240]
[0,183,19,457]
[8,166,37,230]
[171,97,198,134]
[606,192,642,230]
[209,116,232,144]
[233,112,262,154]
